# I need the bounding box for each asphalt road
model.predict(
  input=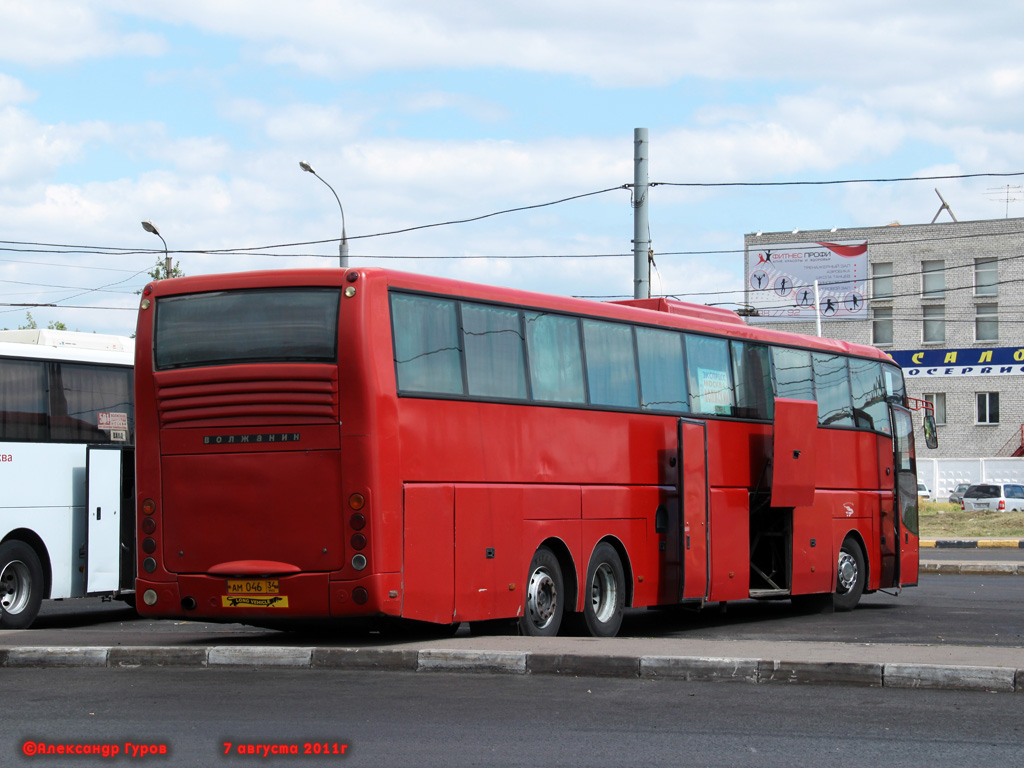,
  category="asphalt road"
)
[5,667,1023,768]
[924,547,1024,562]
[11,572,1024,649]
